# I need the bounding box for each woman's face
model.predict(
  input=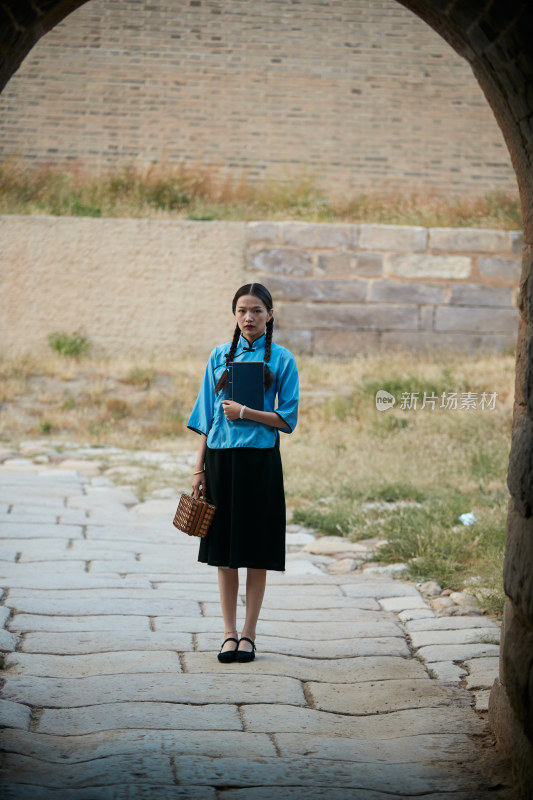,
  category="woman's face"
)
[234,294,273,342]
